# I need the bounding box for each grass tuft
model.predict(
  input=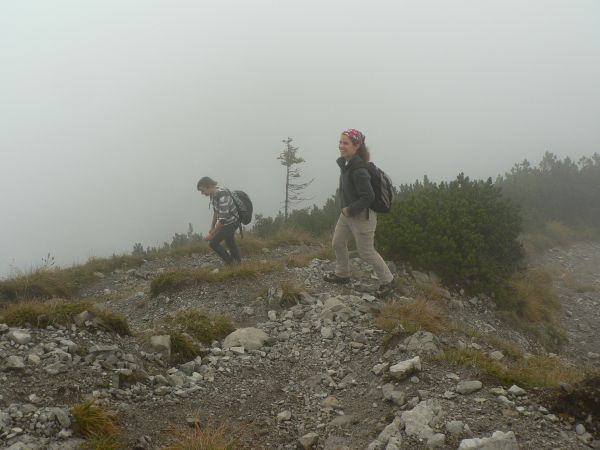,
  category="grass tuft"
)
[93,308,132,336]
[505,267,562,324]
[0,254,144,301]
[165,309,235,344]
[150,260,284,297]
[163,422,237,450]
[439,347,589,388]
[168,331,202,364]
[375,298,449,336]
[278,281,302,307]
[0,300,131,335]
[80,435,123,450]
[72,401,120,439]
